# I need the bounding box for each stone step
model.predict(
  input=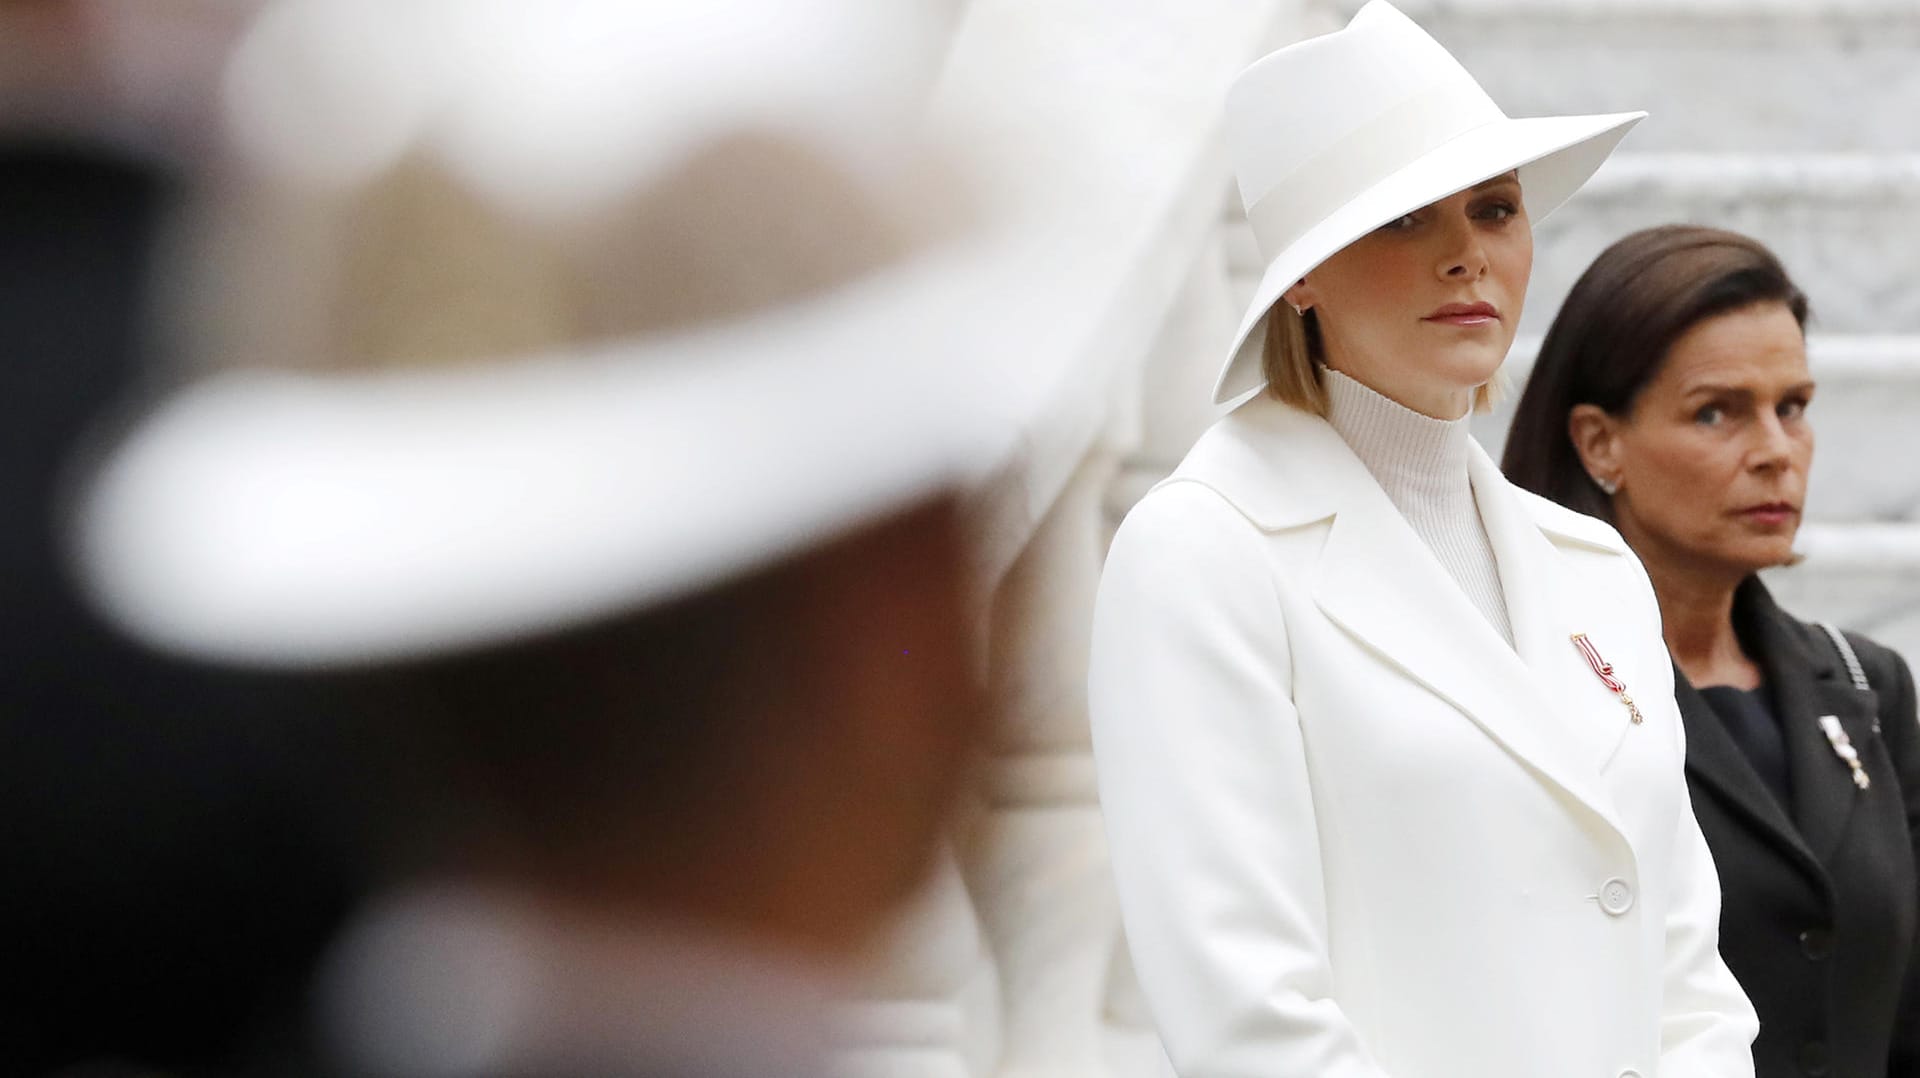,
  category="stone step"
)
[1223,153,1920,338]
[1475,334,1920,523]
[1315,0,1920,153]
